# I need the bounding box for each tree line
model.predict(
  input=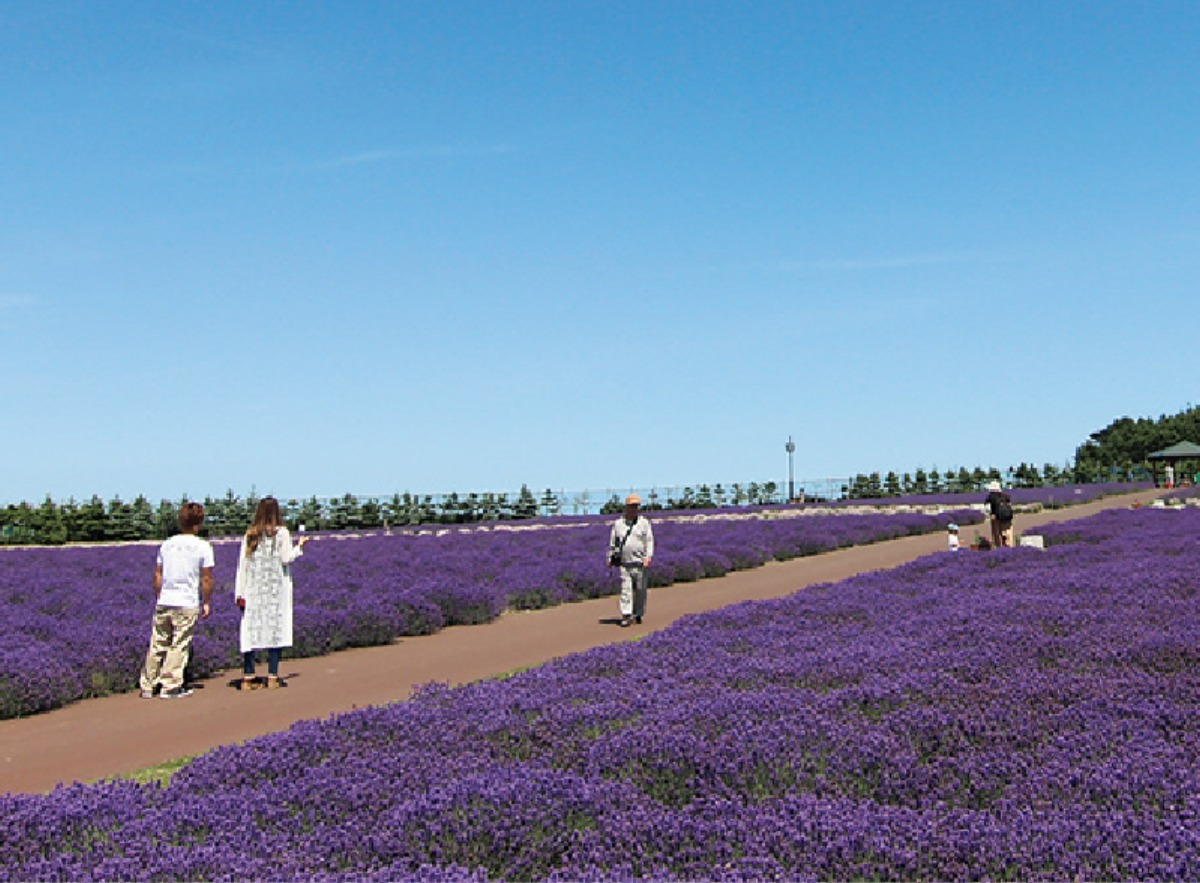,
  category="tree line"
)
[1073,404,1200,480]
[0,480,798,546]
[8,399,1194,546]
[0,486,539,546]
[841,462,1083,500]
[839,403,1200,501]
